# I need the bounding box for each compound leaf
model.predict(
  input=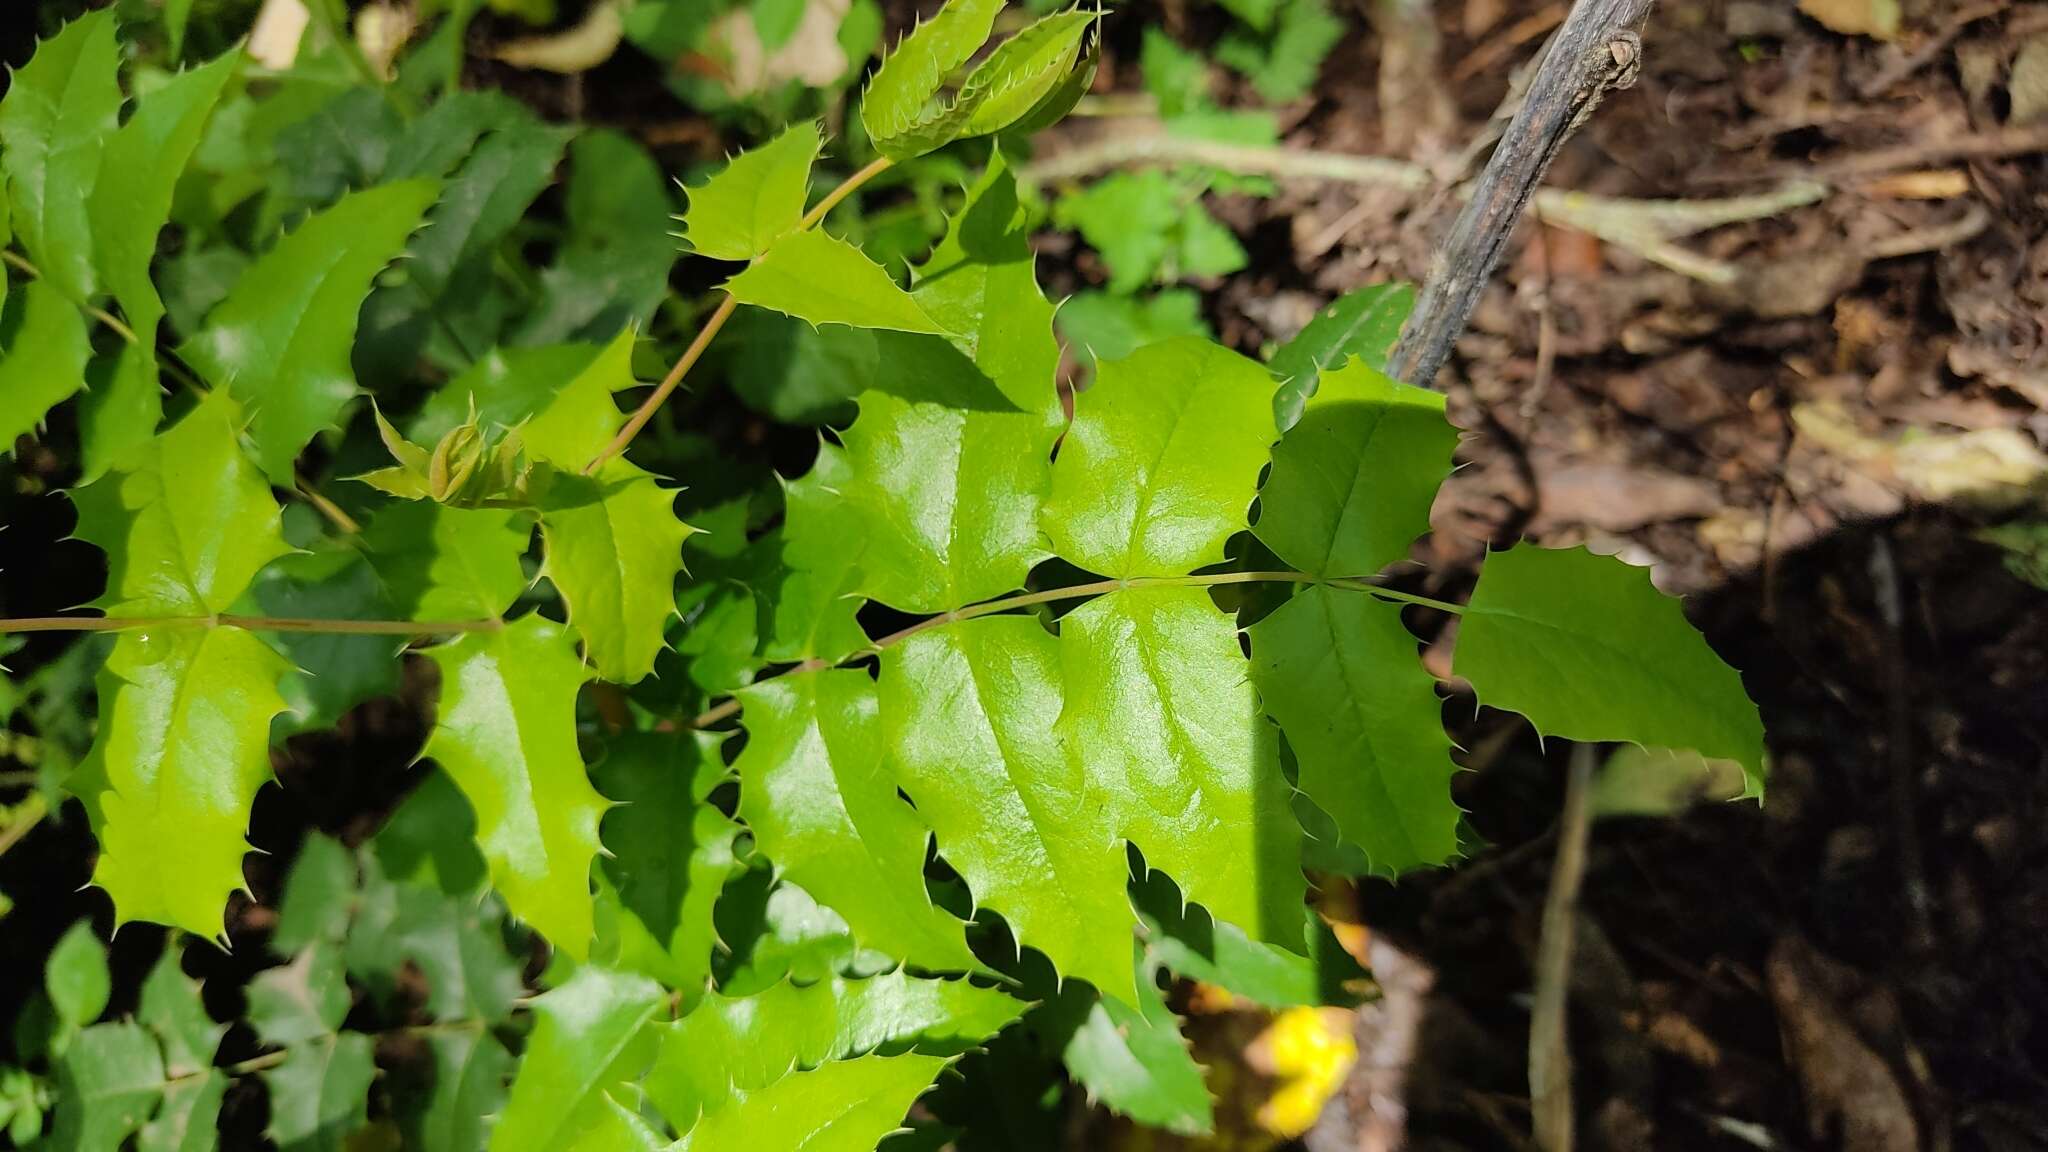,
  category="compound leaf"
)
[679,120,820,261]
[0,9,121,301]
[247,946,350,1048]
[0,279,94,451]
[138,1070,224,1152]
[536,466,693,683]
[770,454,871,664]
[423,614,608,957]
[734,669,978,973]
[401,1030,514,1152]
[860,0,1004,158]
[725,229,951,336]
[490,966,663,1152]
[1456,543,1767,797]
[138,946,225,1079]
[672,1053,954,1152]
